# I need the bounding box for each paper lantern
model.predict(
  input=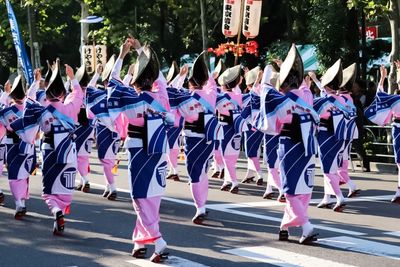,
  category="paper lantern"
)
[222,0,242,37]
[242,0,262,38]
